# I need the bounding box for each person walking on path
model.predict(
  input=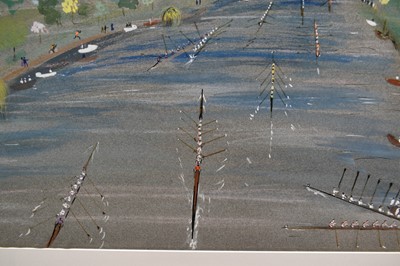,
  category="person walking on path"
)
[49,43,57,54]
[74,30,81,40]
[20,57,28,67]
